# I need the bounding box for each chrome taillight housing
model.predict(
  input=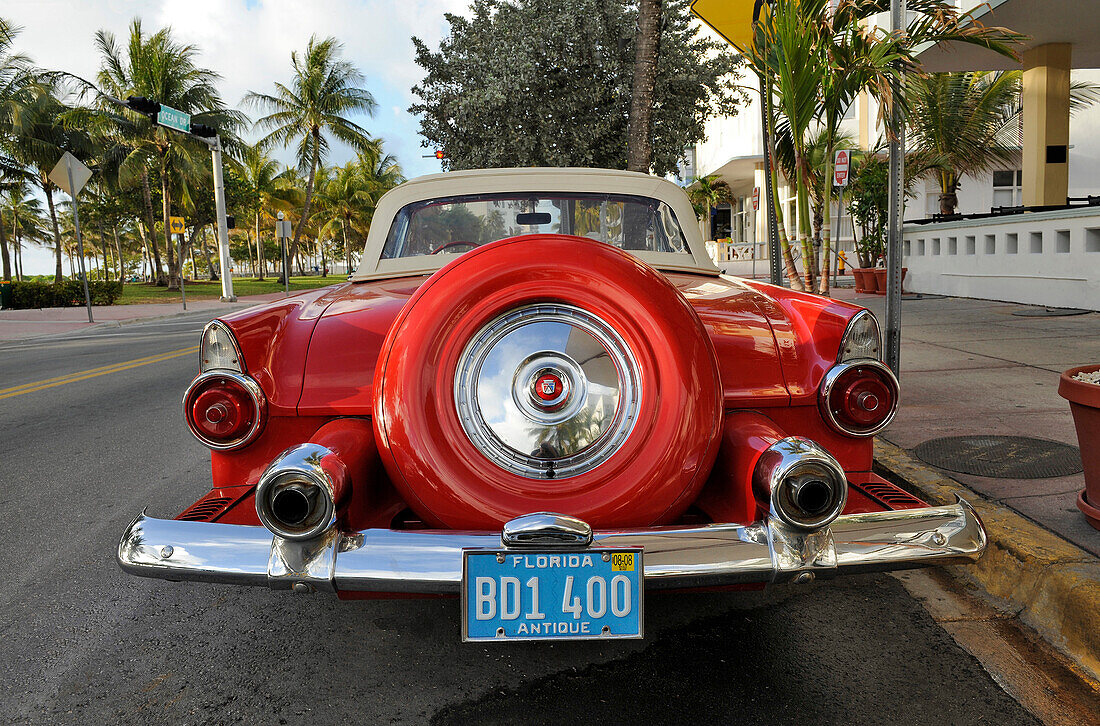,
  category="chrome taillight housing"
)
[184,320,266,450]
[819,360,899,437]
